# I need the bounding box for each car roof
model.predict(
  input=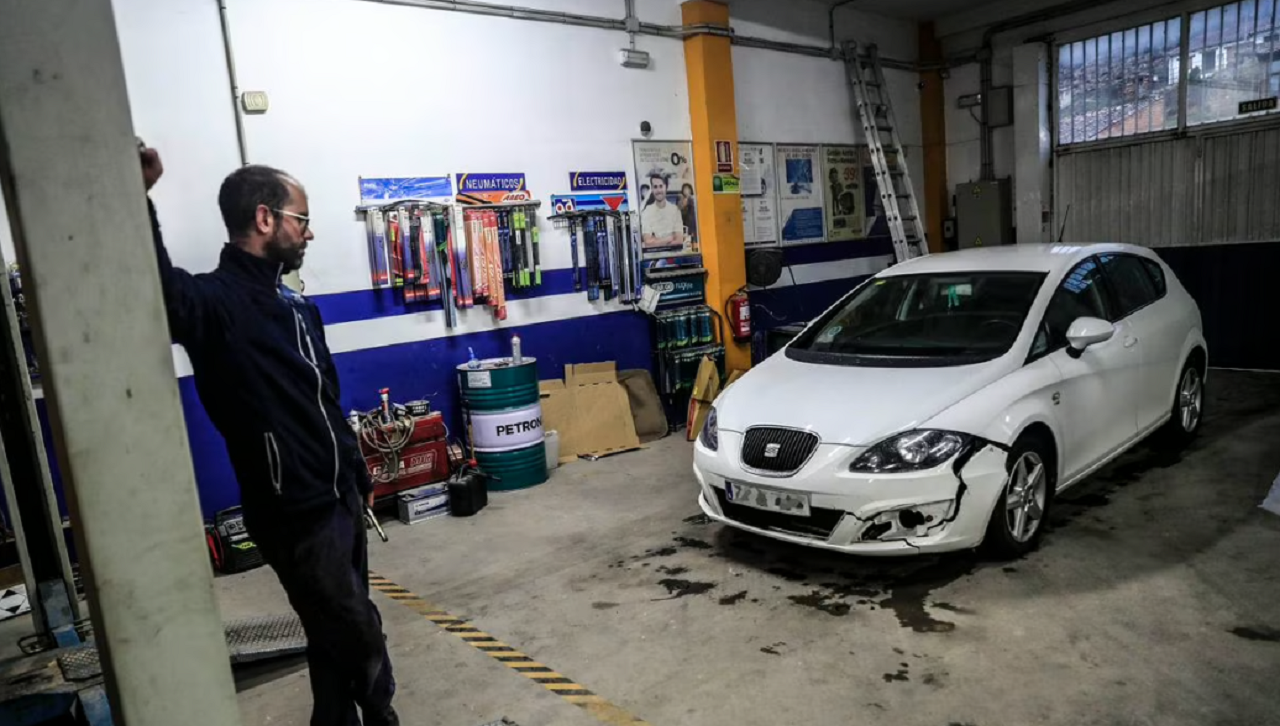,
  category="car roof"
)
[878,243,1156,277]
